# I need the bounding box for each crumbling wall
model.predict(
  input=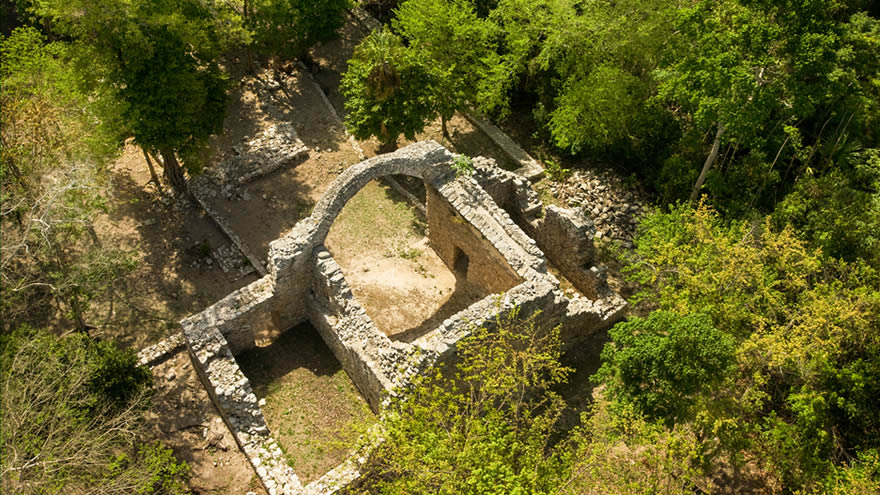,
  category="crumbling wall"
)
[534,206,598,299]
[426,185,522,295]
[472,158,604,300]
[178,140,628,495]
[183,317,301,495]
[308,248,417,411]
[180,275,277,354]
